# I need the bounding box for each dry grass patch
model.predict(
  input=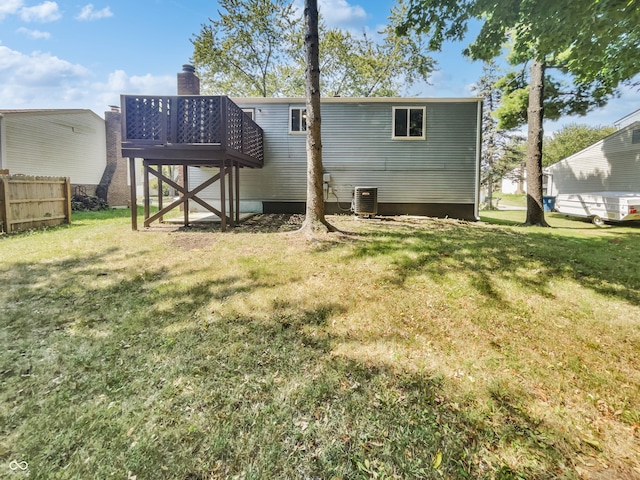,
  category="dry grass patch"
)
[1,210,639,479]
